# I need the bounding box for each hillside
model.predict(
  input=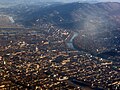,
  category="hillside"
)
[6,2,120,30]
[1,2,120,61]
